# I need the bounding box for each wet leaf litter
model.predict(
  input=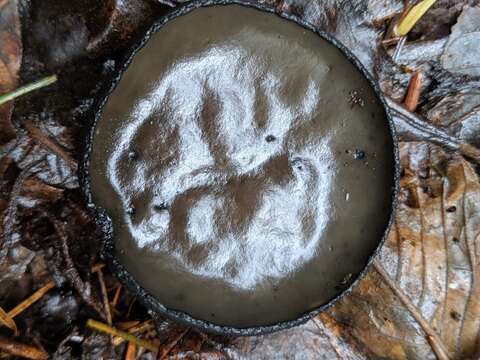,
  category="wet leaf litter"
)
[0,0,479,359]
